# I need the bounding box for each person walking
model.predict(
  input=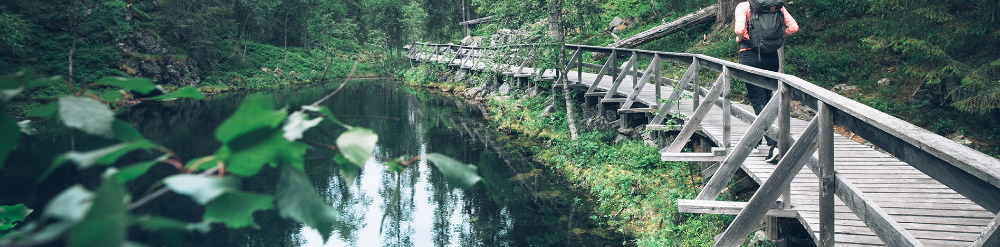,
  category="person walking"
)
[734,0,799,163]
